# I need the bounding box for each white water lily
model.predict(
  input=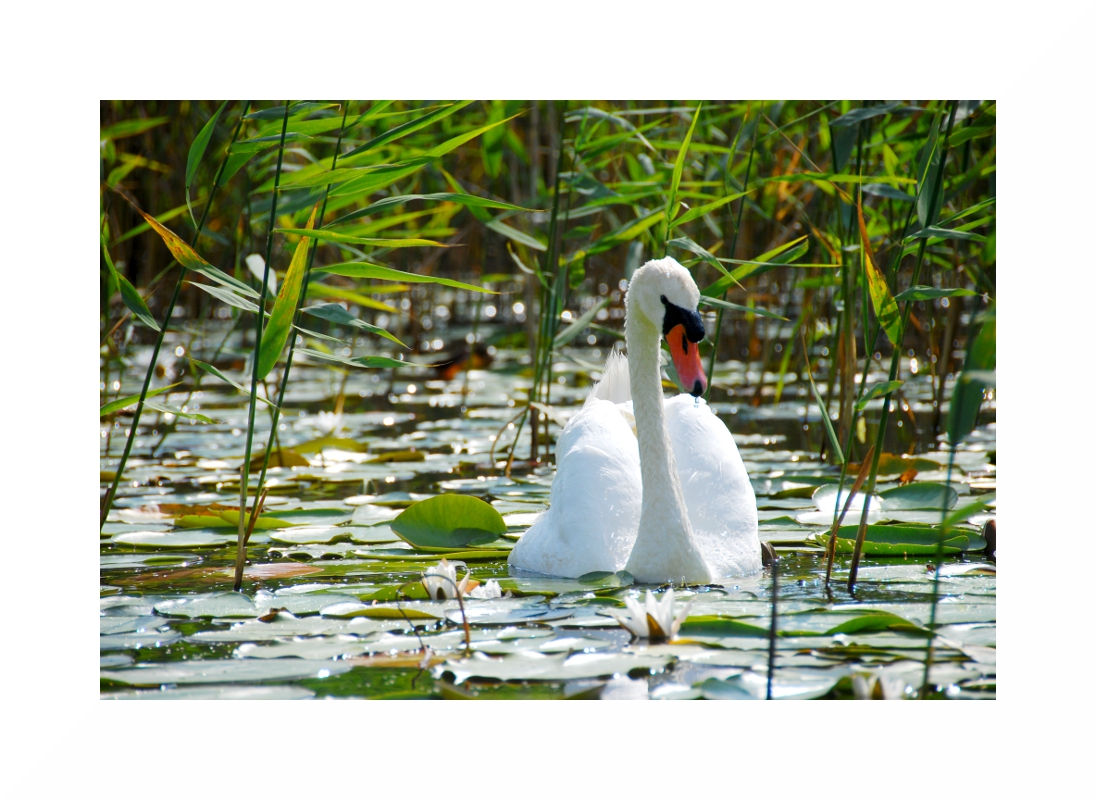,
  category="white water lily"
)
[245,254,276,294]
[619,588,693,641]
[469,579,503,599]
[421,559,472,600]
[852,670,912,700]
[313,411,344,435]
